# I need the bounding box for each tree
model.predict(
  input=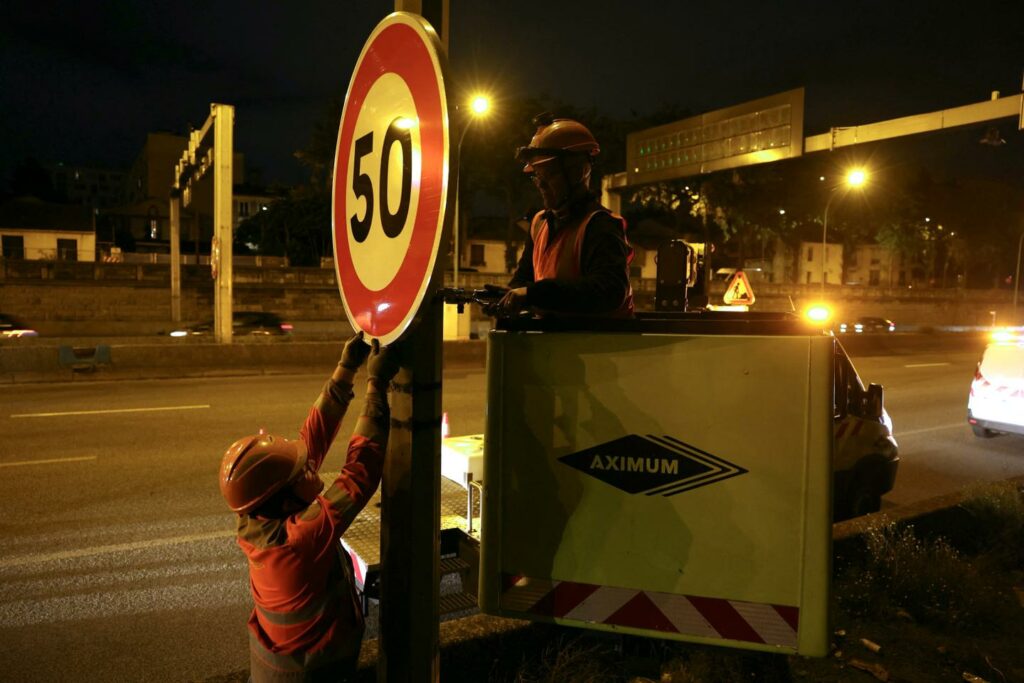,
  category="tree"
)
[235,190,330,267]
[294,99,342,194]
[7,158,58,201]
